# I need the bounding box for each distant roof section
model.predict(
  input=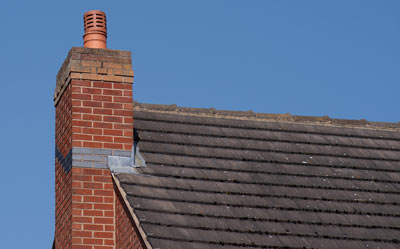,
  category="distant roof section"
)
[114,101,400,249]
[133,101,400,131]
